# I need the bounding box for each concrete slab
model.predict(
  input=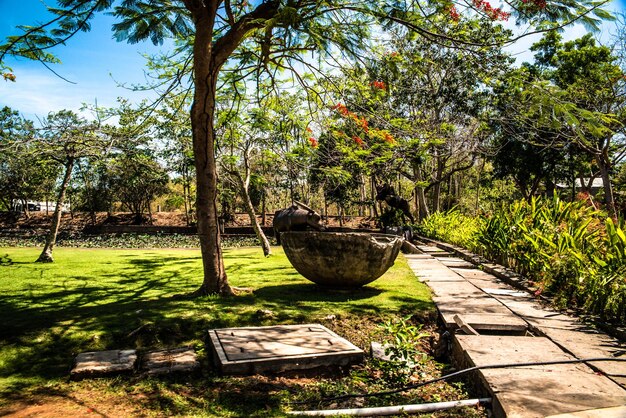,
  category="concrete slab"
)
[482,288,530,298]
[486,290,626,387]
[446,313,528,333]
[545,405,626,418]
[141,347,199,375]
[207,324,364,375]
[450,268,500,281]
[409,240,626,412]
[427,280,486,298]
[532,325,626,386]
[435,257,476,268]
[454,335,626,418]
[70,349,137,379]
[417,273,466,283]
[416,245,445,252]
[403,254,433,260]
[434,294,528,333]
[434,294,511,314]
[406,257,465,282]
